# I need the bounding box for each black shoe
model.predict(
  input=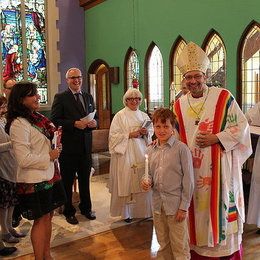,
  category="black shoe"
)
[65,215,79,225]
[0,246,17,256]
[124,218,133,223]
[10,228,26,238]
[84,211,96,220]
[12,216,22,228]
